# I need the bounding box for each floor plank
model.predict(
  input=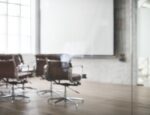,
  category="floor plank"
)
[0,77,149,115]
